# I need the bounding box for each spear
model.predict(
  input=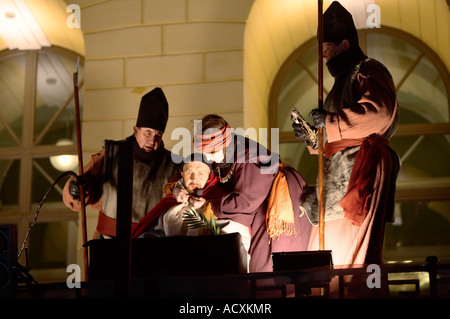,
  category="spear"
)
[317,0,325,250]
[74,56,89,280]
